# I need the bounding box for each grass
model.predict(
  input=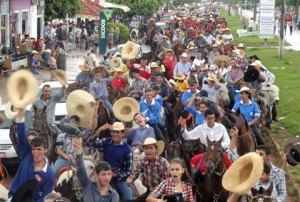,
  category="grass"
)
[245,48,300,135]
[220,9,281,46]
